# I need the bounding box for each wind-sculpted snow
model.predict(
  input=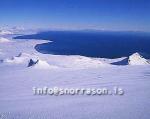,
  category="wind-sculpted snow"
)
[0,34,150,119]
